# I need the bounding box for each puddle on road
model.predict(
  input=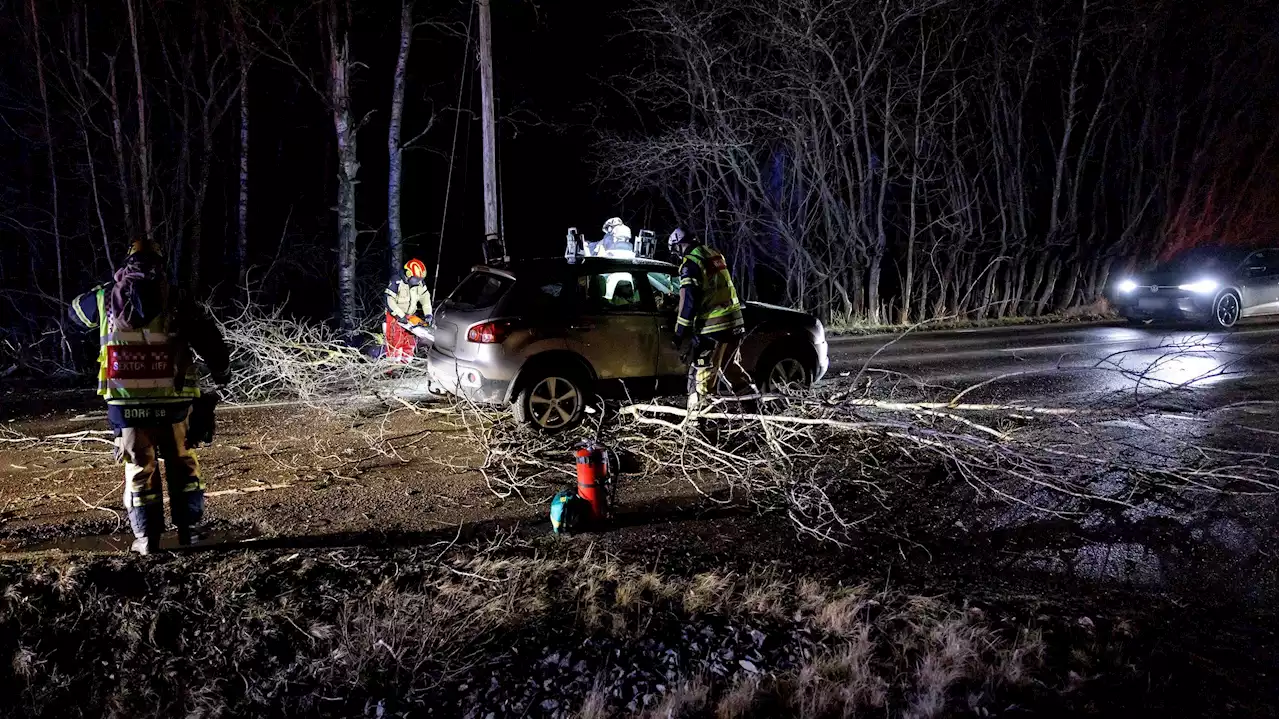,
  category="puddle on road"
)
[4,527,262,555]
